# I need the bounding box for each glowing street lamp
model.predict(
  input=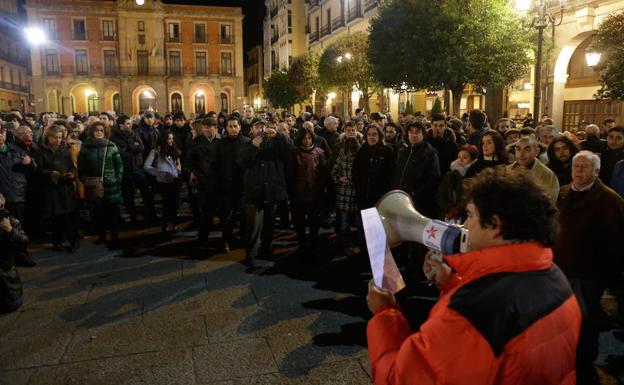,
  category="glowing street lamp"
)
[23,27,47,45]
[327,92,337,99]
[585,50,601,67]
[136,0,145,5]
